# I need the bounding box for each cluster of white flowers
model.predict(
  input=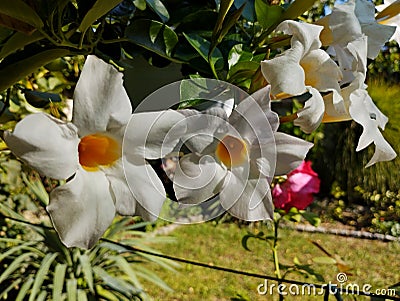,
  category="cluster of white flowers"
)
[4,0,399,249]
[261,0,397,167]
